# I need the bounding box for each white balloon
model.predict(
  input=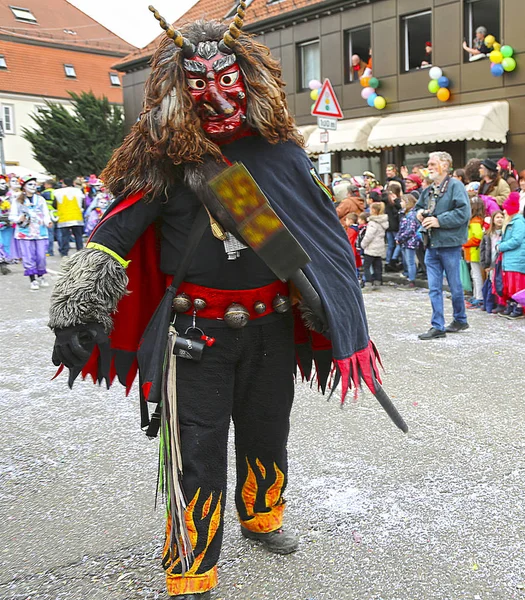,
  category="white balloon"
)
[429,66,443,80]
